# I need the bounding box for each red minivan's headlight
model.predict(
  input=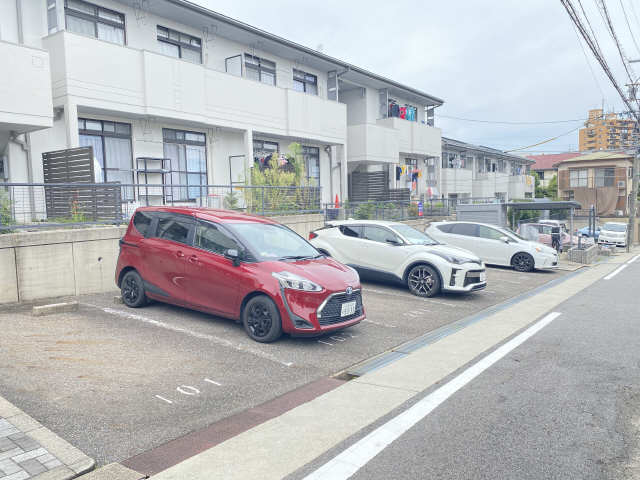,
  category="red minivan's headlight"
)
[272,271,322,292]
